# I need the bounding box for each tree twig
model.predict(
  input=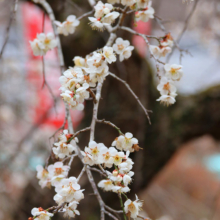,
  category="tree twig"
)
[0,0,18,59]
[109,72,152,124]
